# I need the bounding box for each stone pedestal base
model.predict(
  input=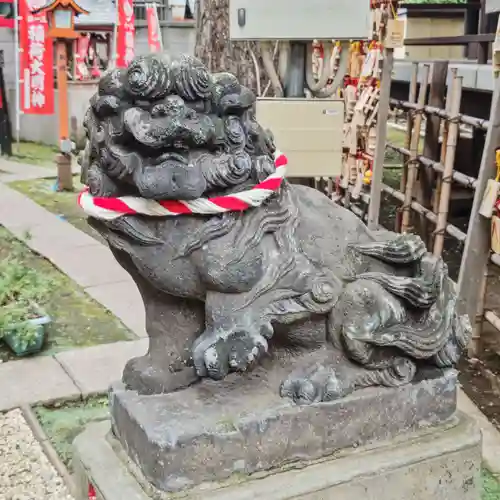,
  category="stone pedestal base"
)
[73,413,481,500]
[109,368,459,491]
